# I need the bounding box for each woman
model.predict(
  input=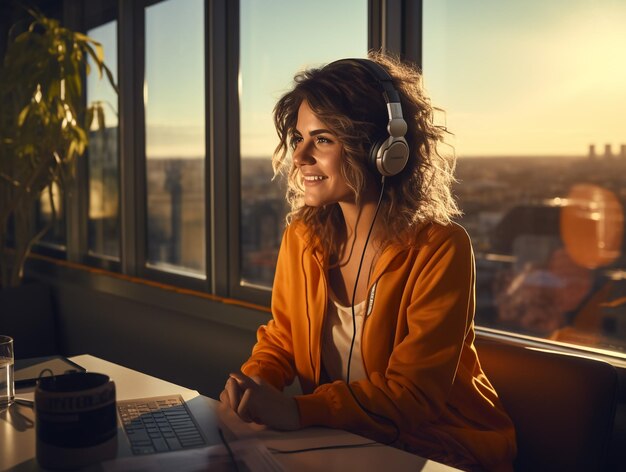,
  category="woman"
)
[220,53,516,471]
